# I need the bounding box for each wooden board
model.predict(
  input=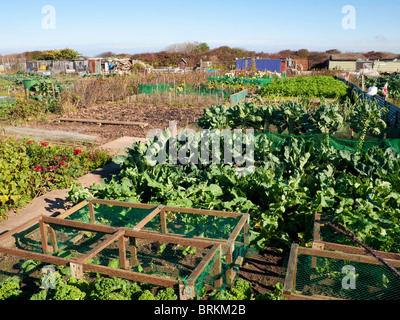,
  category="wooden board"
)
[60,118,149,128]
